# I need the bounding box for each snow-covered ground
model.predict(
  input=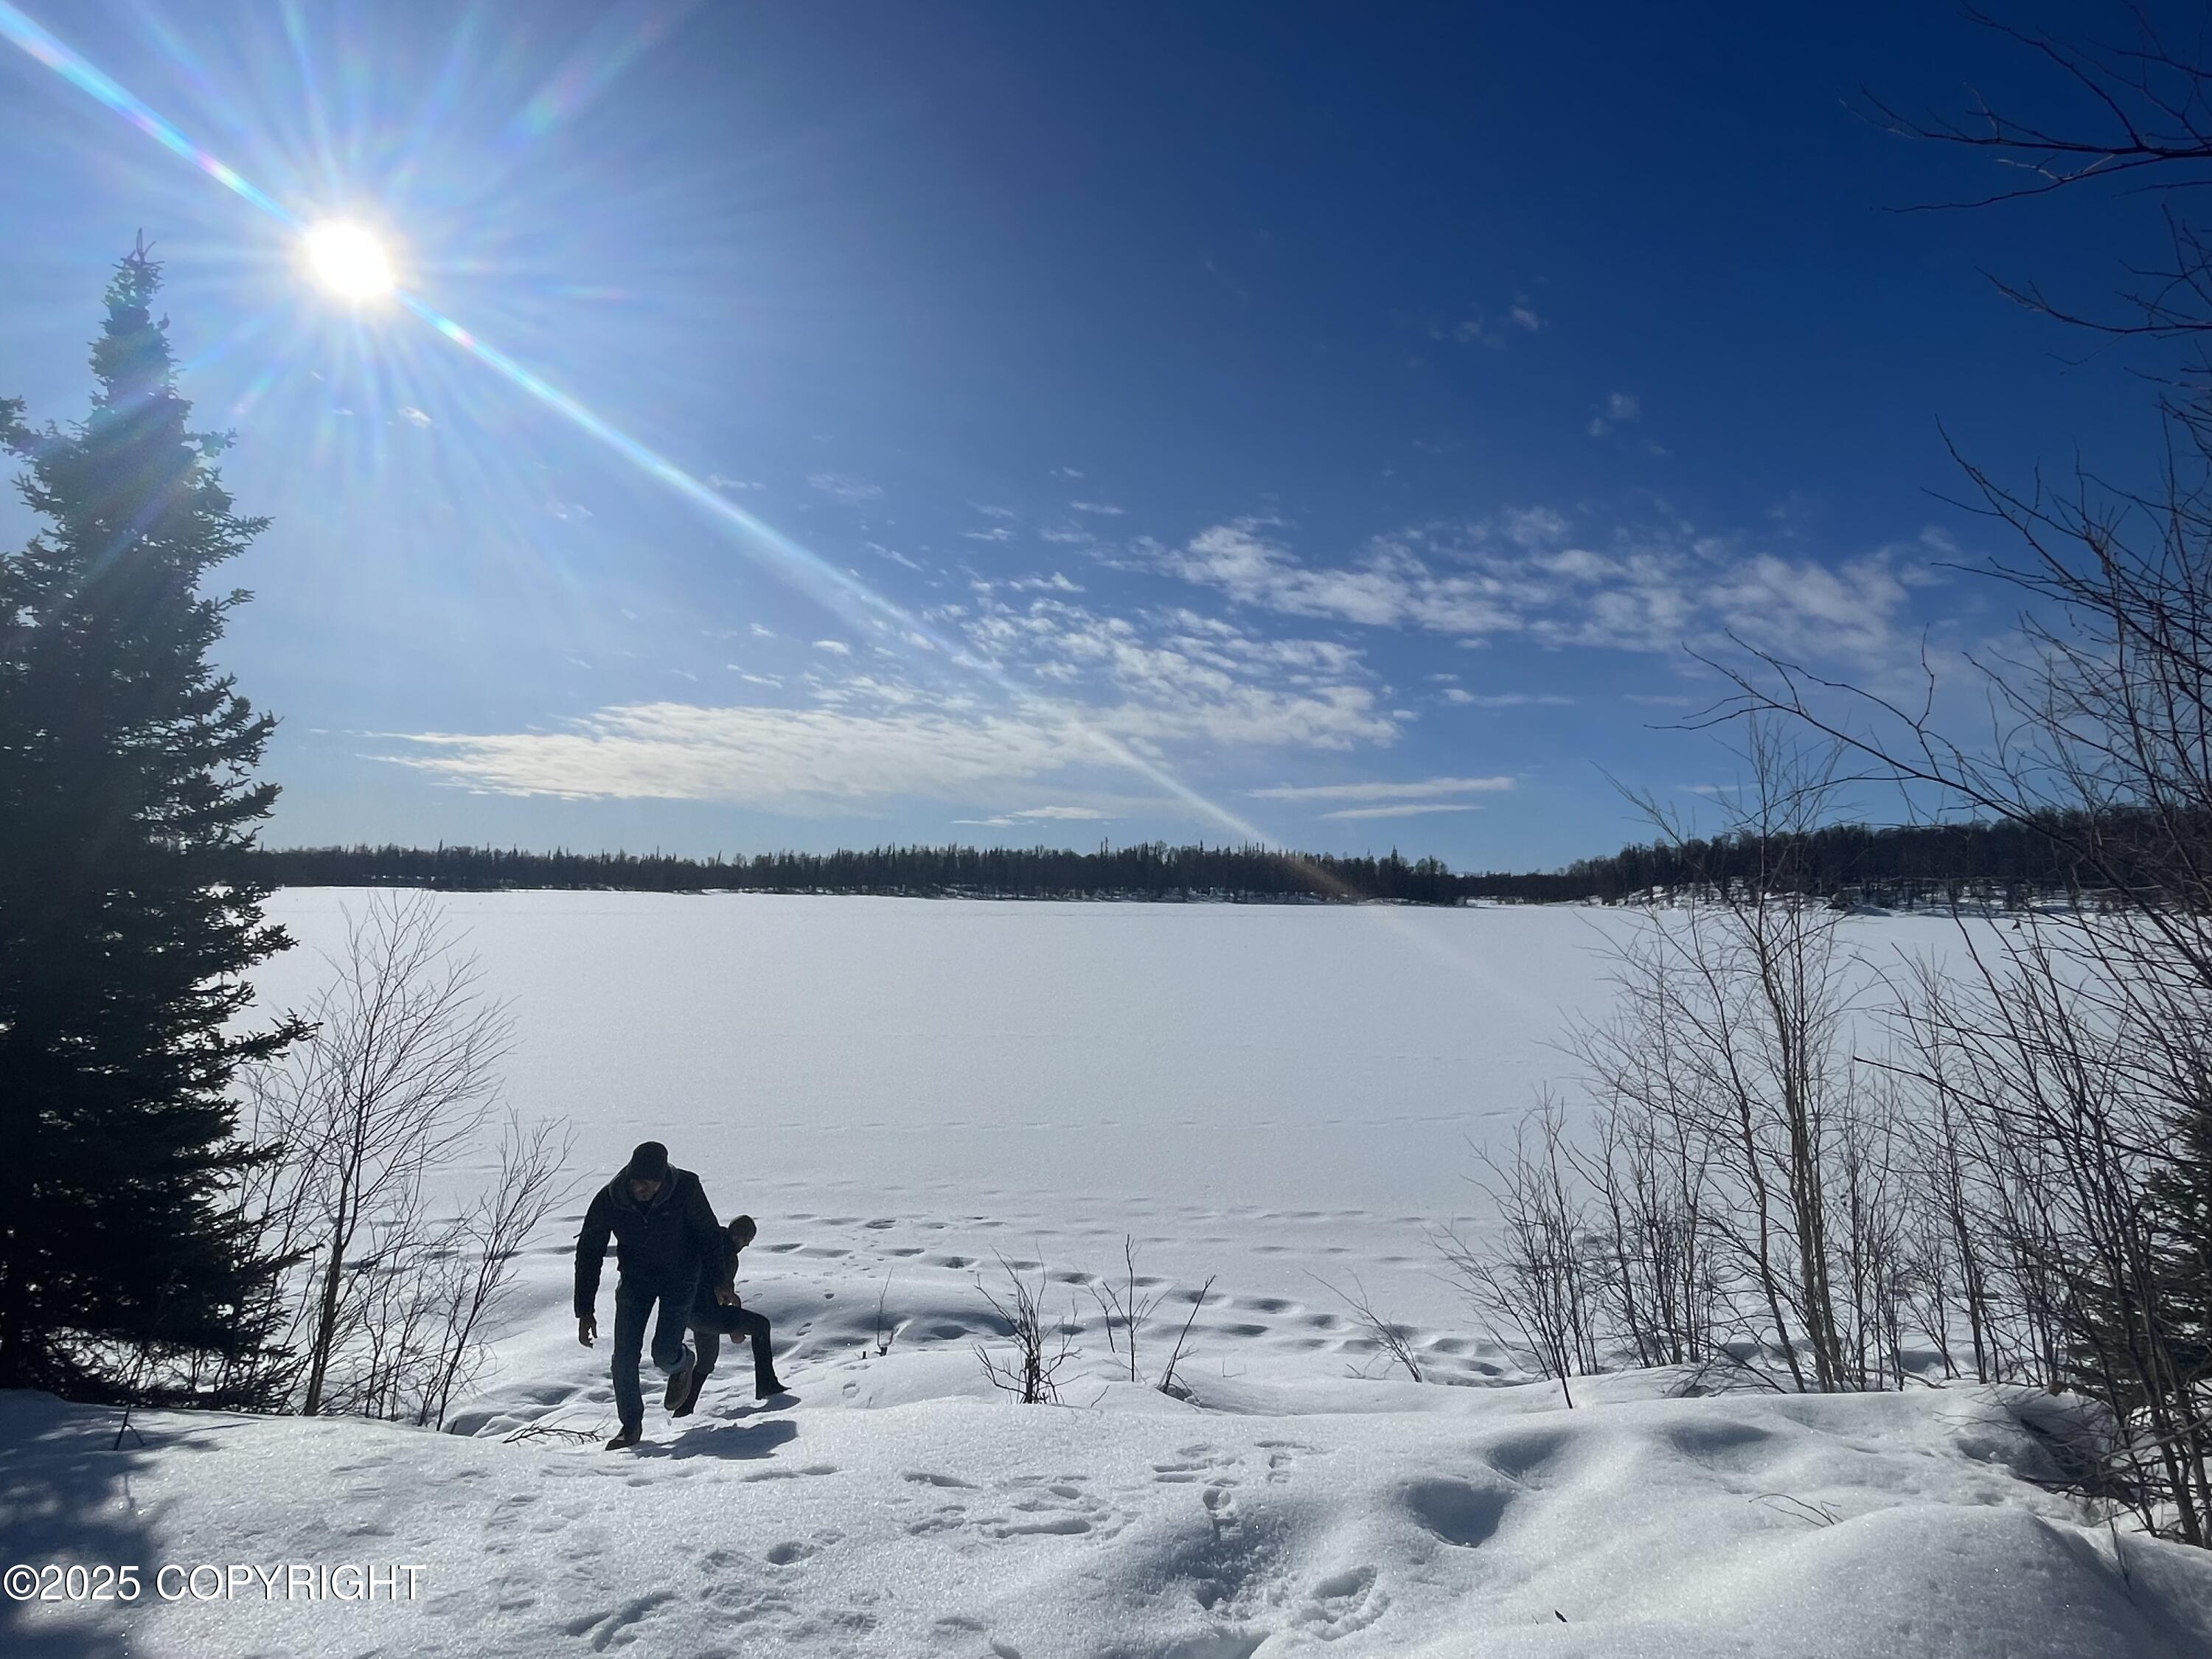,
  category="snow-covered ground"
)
[7,891,2208,1655]
[10,1368,2210,1656]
